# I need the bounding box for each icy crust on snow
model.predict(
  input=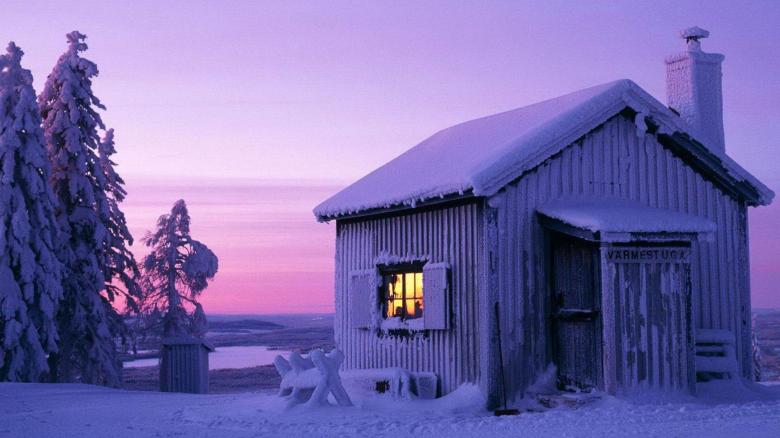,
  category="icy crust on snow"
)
[537,197,716,234]
[314,79,772,220]
[3,381,780,438]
